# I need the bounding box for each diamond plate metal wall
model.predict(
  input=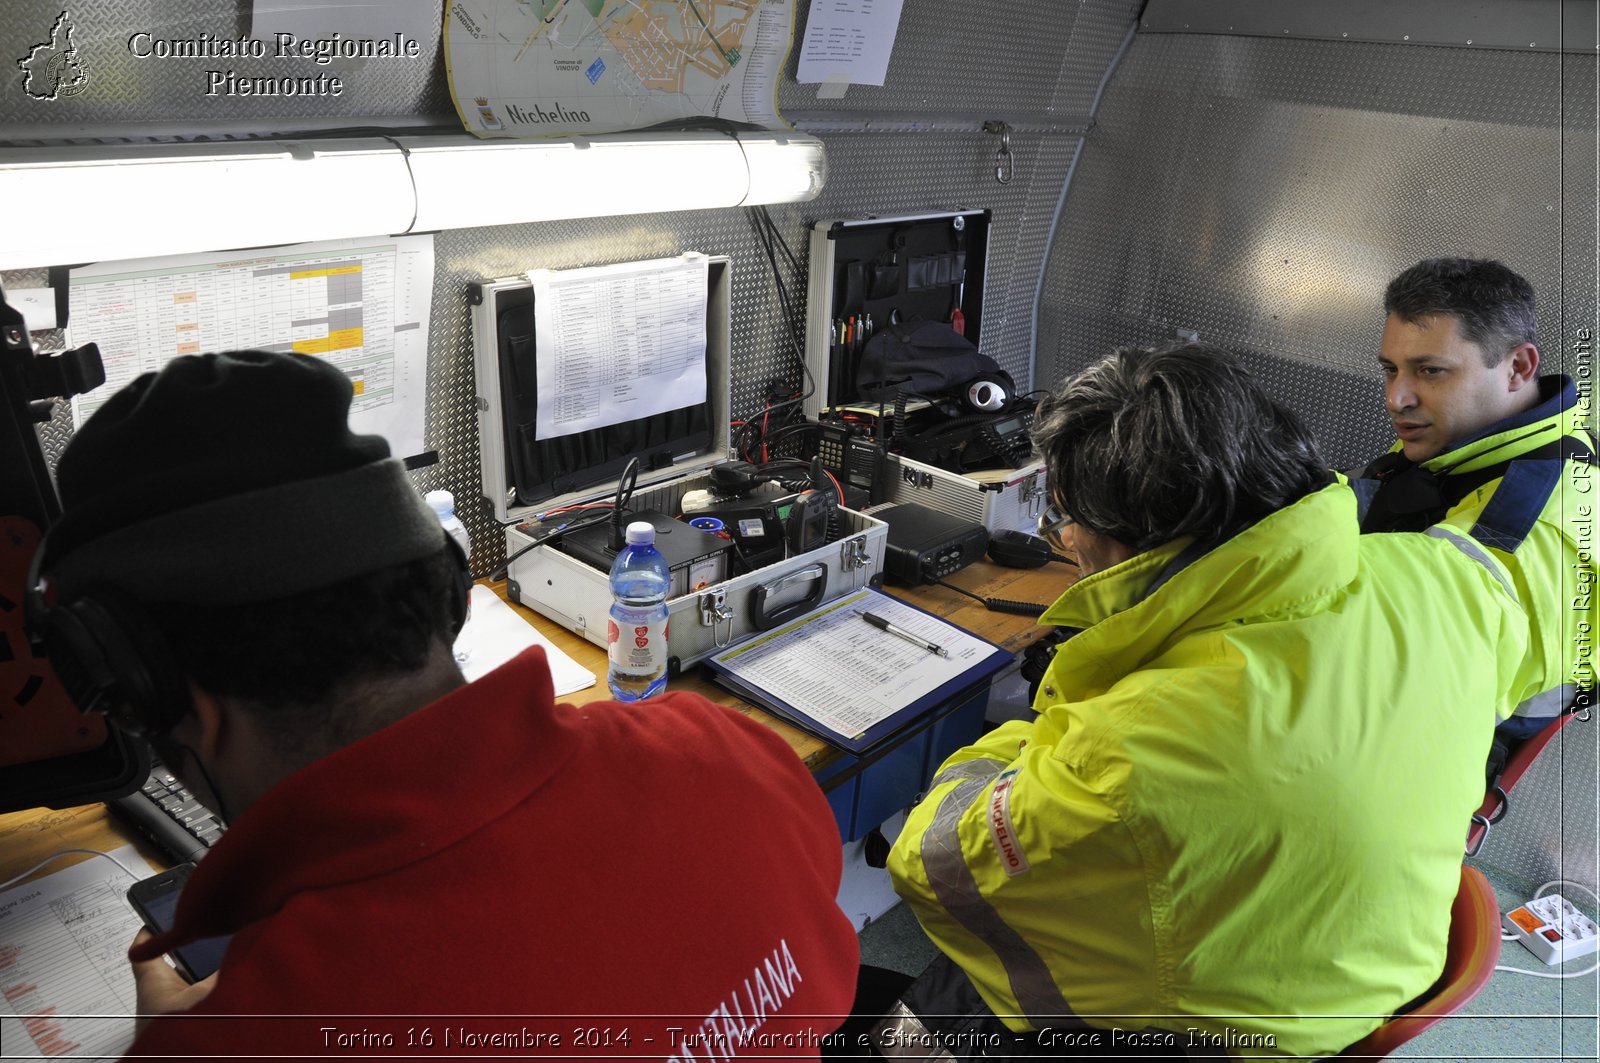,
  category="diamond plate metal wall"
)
[1035,28,1599,893]
[0,0,453,140]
